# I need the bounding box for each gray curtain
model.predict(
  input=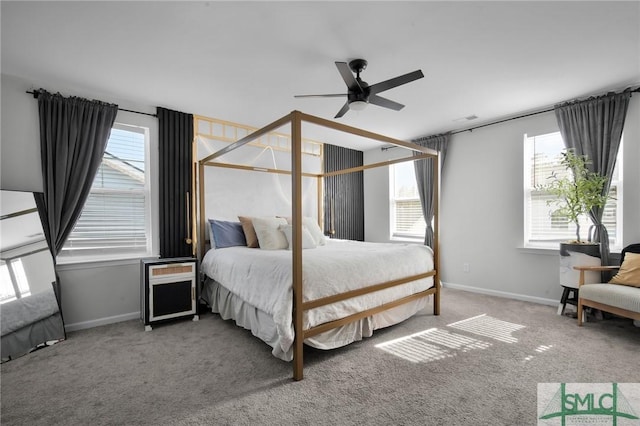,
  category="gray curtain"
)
[157,107,194,258]
[412,132,451,248]
[554,90,631,269]
[34,90,118,260]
